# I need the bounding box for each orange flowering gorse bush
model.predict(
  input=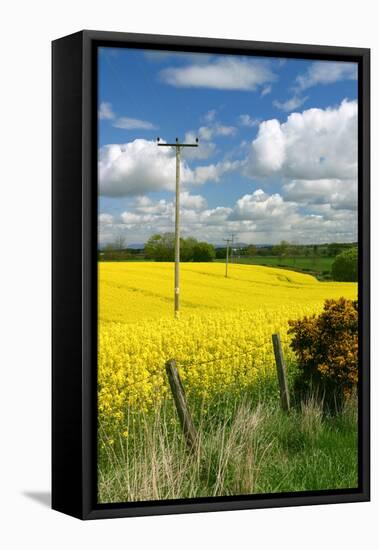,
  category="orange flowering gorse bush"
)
[288,298,358,400]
